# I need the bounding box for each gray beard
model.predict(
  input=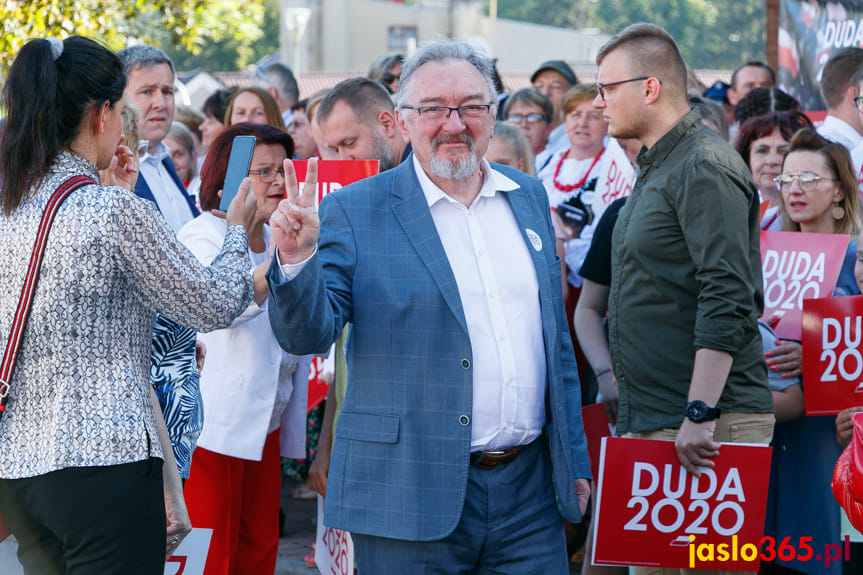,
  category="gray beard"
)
[429,153,479,180]
[429,133,479,180]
